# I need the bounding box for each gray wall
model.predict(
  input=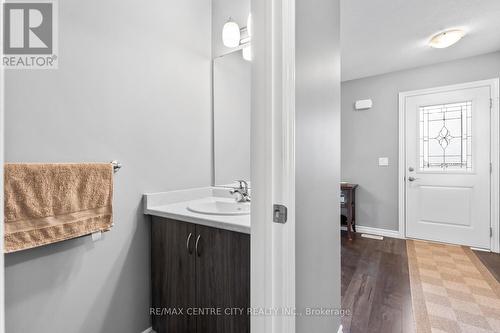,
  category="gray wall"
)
[296,0,341,331]
[4,0,212,332]
[341,51,500,232]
